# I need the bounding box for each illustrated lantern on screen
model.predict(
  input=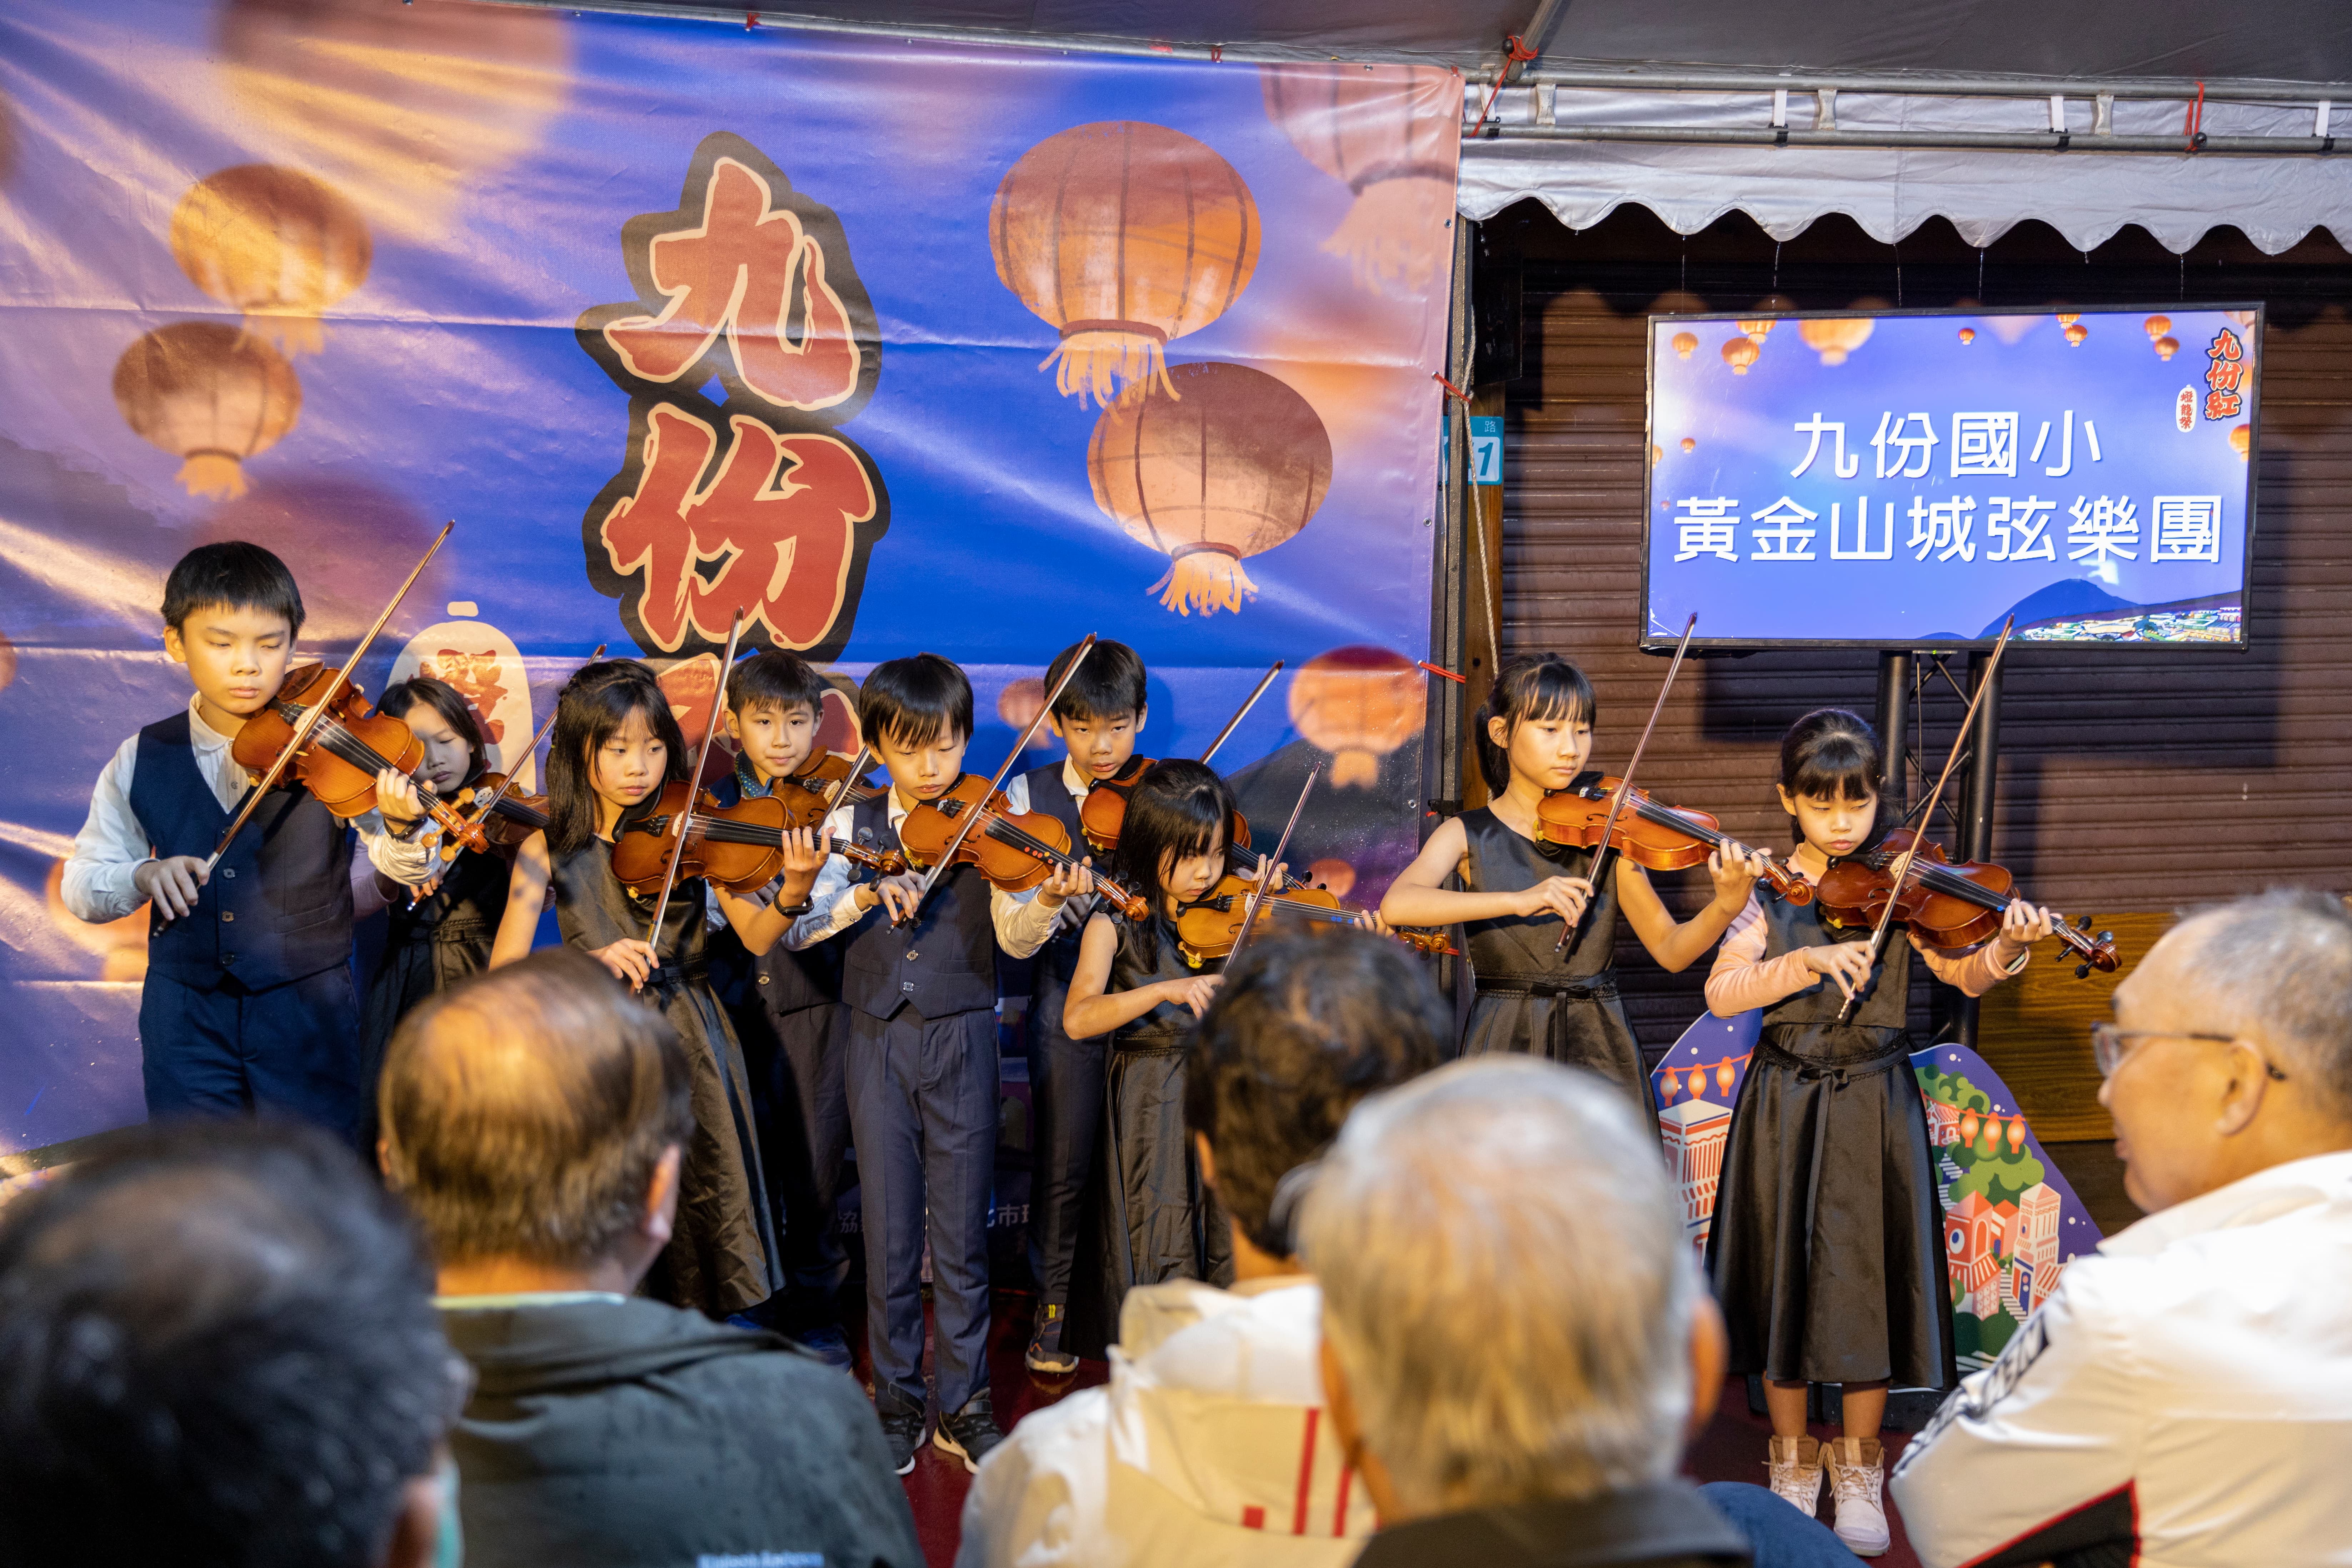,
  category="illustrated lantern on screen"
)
[1680,437,1696,453]
[1259,64,1455,298]
[2056,312,2080,326]
[1735,318,1775,342]
[1672,331,1698,359]
[996,678,1057,748]
[2231,425,2251,460]
[170,166,371,356]
[1289,646,1425,787]
[1308,858,1357,898]
[2144,314,2172,340]
[0,626,13,694]
[1721,336,1759,375]
[1799,318,1874,365]
[1649,444,1663,465]
[1087,361,1330,617]
[1958,326,1976,345]
[2064,323,2089,347]
[113,322,301,500]
[992,122,1260,407]
[2155,335,2180,361]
